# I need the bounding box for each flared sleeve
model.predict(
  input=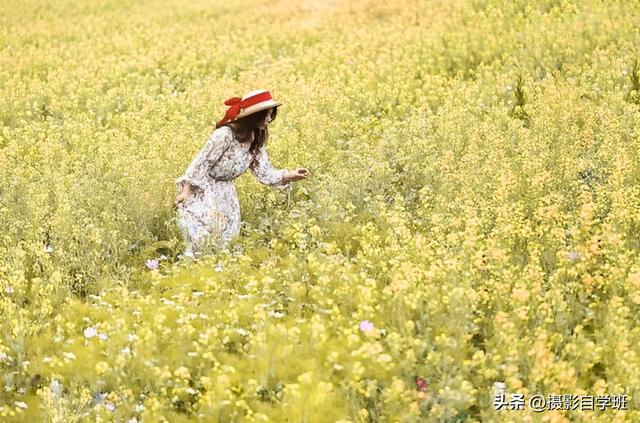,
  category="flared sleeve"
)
[176,126,233,192]
[249,145,291,190]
